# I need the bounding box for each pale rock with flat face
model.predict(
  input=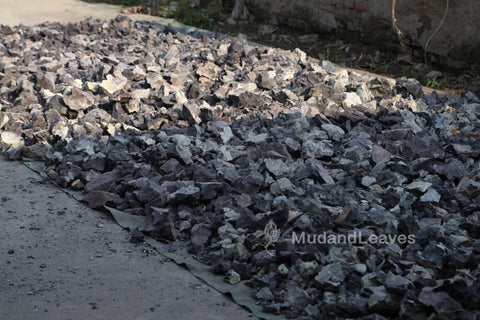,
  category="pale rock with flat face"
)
[63,87,94,111]
[0,131,23,152]
[0,113,9,130]
[99,74,127,95]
